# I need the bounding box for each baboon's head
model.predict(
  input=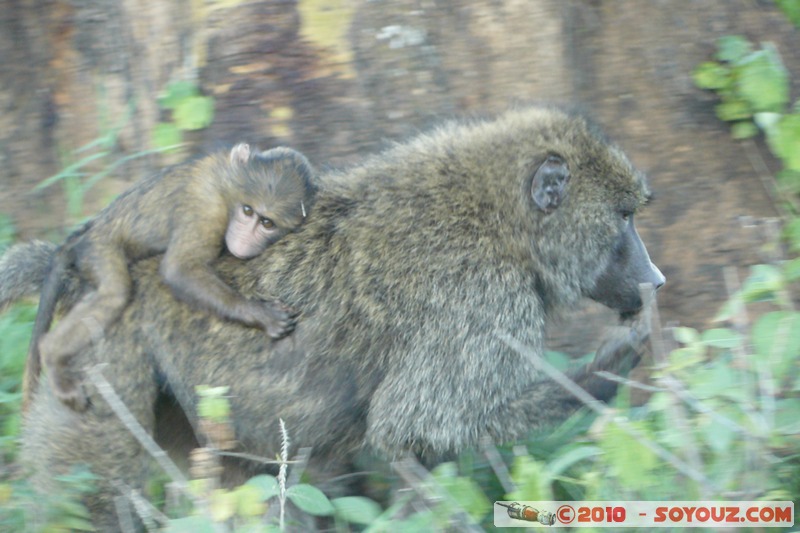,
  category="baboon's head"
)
[520,107,664,313]
[453,106,665,314]
[222,144,316,259]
